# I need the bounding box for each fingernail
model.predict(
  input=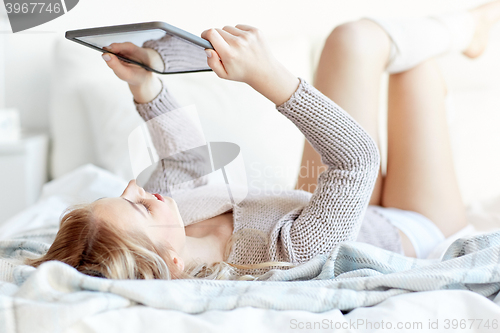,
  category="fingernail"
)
[205,50,212,58]
[102,54,111,62]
